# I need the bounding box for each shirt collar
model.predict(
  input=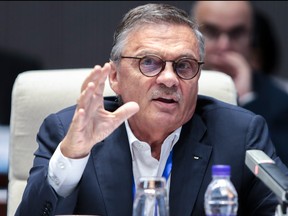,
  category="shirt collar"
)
[124,120,182,161]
